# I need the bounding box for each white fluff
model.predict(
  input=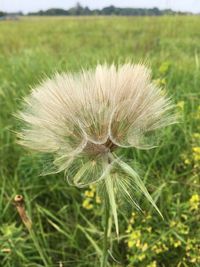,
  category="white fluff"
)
[17,63,176,233]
